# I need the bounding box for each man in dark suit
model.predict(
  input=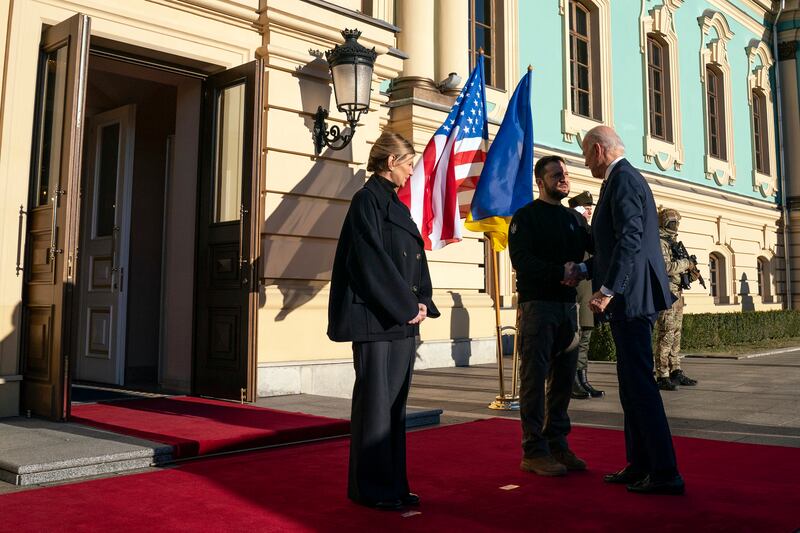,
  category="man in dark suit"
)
[578,125,684,495]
